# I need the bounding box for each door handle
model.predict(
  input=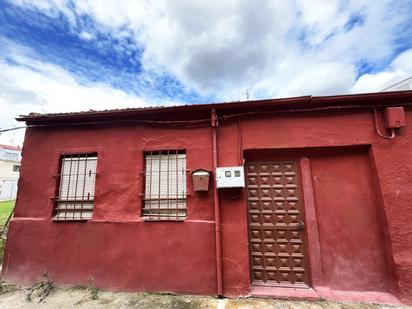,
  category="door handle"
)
[297,221,305,231]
